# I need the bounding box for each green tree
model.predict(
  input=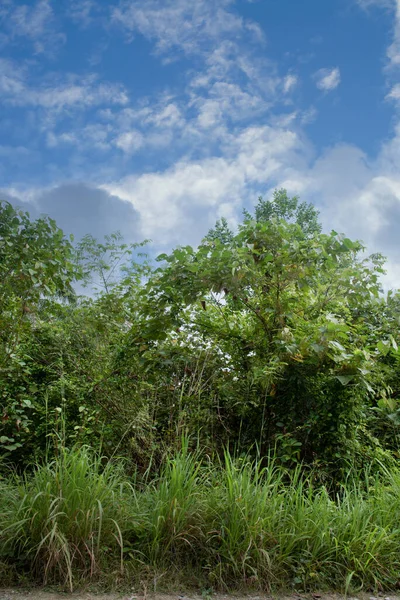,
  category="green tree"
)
[76,231,149,294]
[0,201,78,455]
[126,191,386,470]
